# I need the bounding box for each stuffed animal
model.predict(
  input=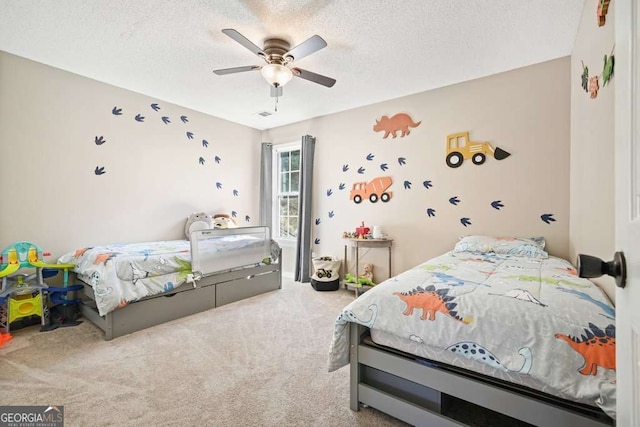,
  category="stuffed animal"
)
[184,212,213,239]
[359,263,374,283]
[345,273,374,287]
[212,214,237,229]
